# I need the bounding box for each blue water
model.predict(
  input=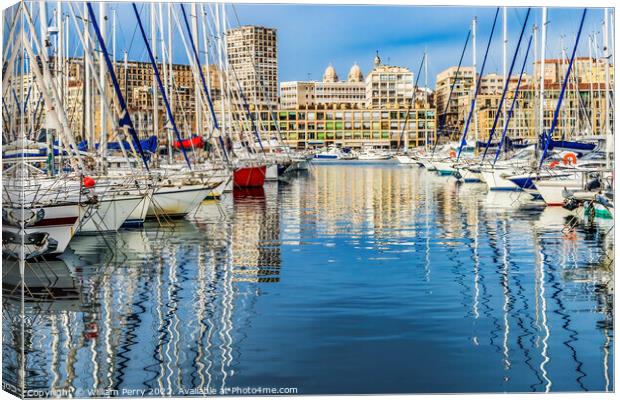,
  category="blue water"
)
[2,163,614,395]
